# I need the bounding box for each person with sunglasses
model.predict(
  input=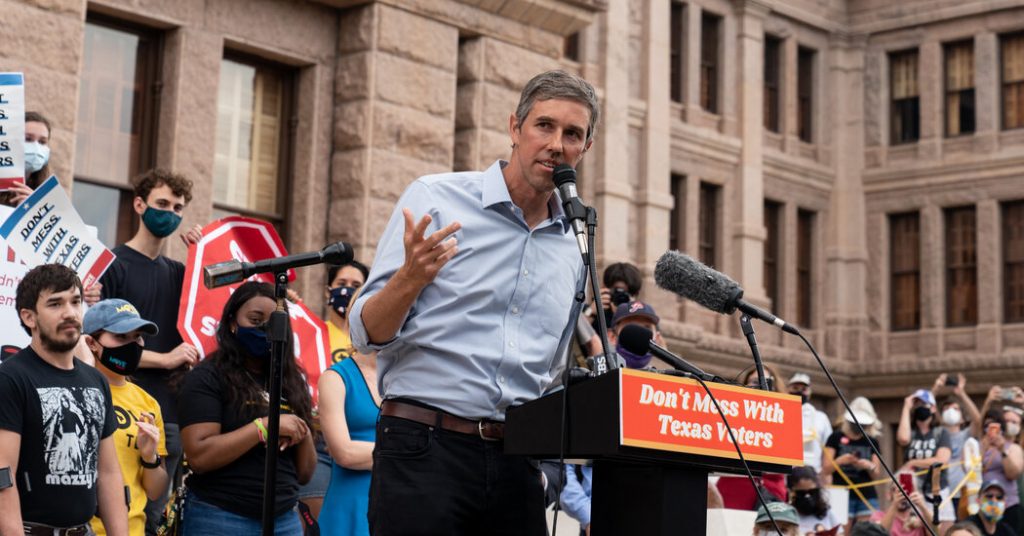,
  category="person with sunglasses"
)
[966,481,1016,536]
